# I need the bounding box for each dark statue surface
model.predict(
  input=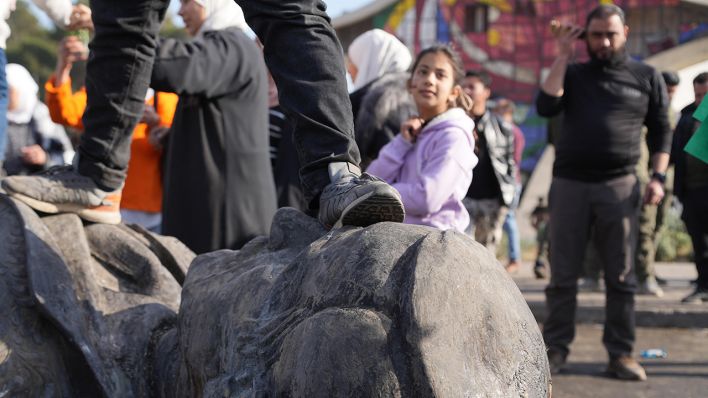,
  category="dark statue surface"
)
[0,194,550,397]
